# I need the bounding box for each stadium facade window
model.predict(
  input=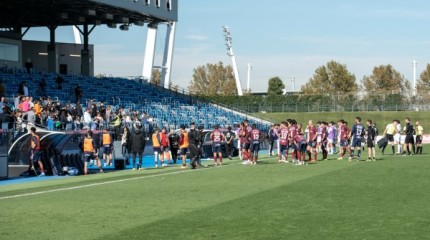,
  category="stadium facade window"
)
[167,0,172,11]
[156,0,160,8]
[0,43,19,61]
